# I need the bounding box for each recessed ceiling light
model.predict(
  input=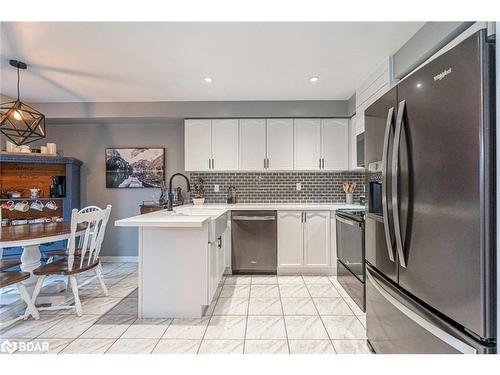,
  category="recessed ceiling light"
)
[204,77,213,83]
[309,76,319,83]
[416,83,422,88]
